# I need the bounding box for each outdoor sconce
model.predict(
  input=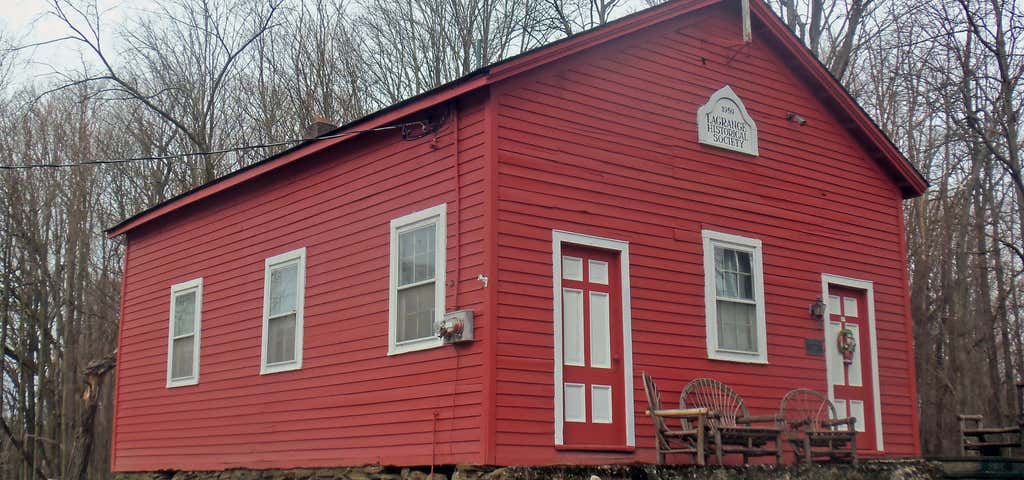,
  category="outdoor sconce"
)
[809,297,827,319]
